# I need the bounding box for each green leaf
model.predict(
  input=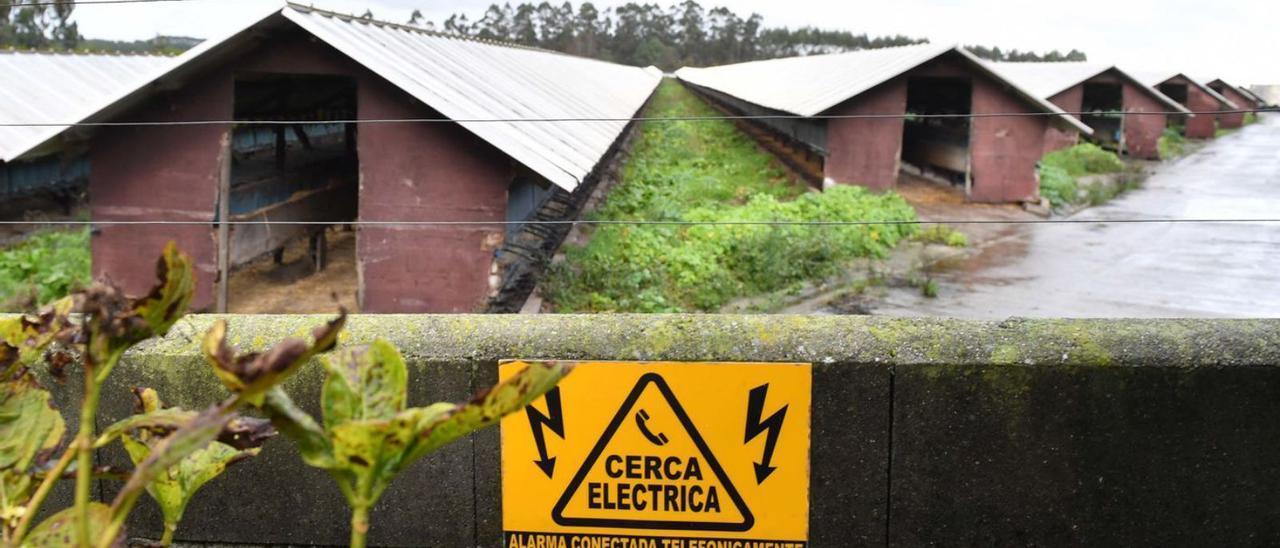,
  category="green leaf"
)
[0,297,75,378]
[202,314,346,405]
[261,388,335,469]
[0,382,65,472]
[327,358,571,503]
[0,380,66,533]
[128,242,195,341]
[94,408,194,449]
[24,503,119,547]
[121,430,259,535]
[321,340,408,431]
[399,360,570,466]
